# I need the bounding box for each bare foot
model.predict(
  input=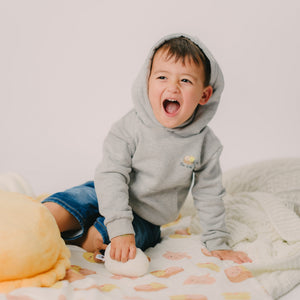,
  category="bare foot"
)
[80,225,107,254]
